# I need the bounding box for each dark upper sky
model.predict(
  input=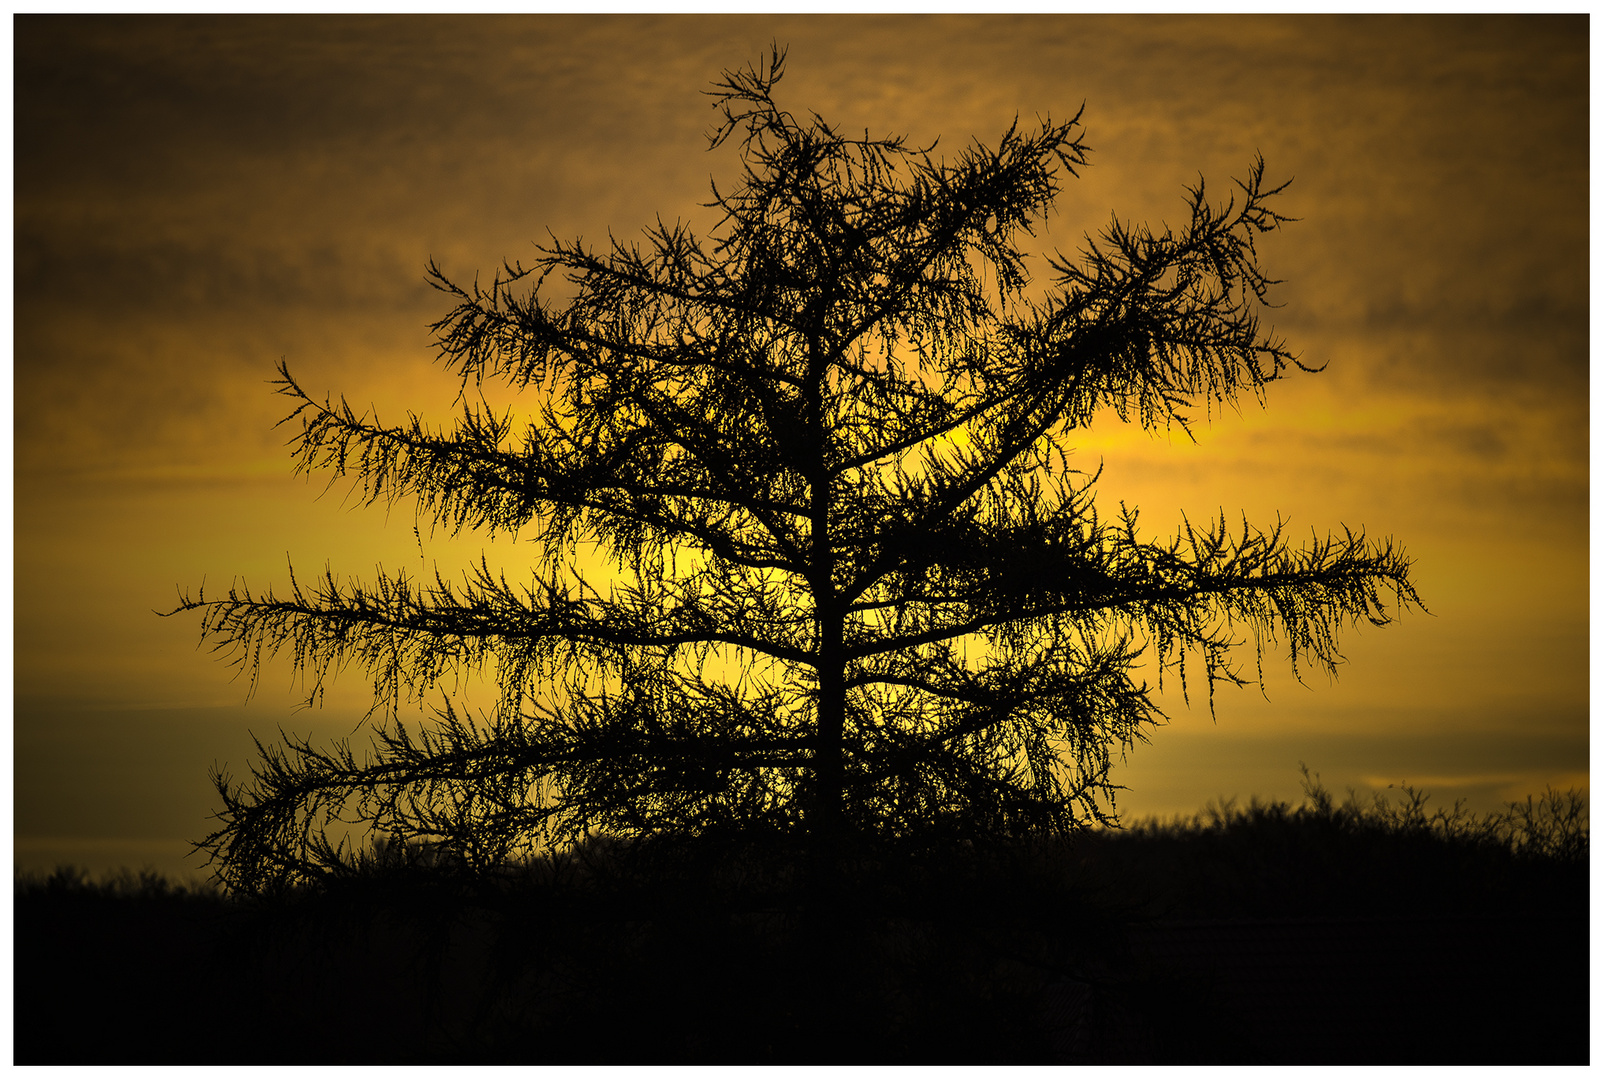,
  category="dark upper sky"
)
[13,15,1588,878]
